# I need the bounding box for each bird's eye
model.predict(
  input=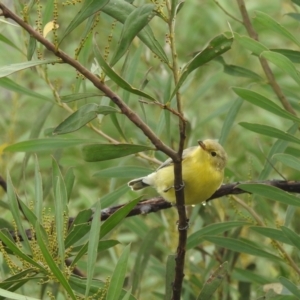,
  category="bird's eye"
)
[211,151,217,157]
